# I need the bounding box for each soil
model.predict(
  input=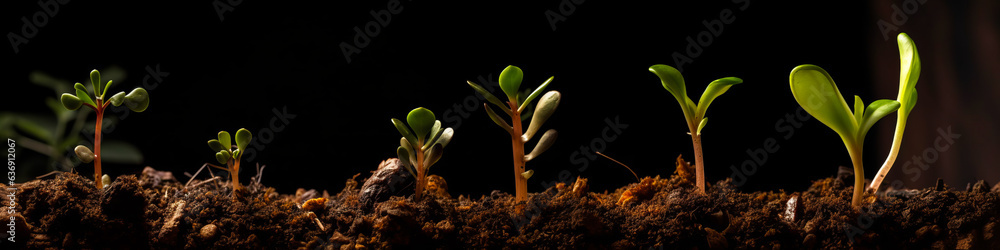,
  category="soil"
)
[2,156,998,249]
